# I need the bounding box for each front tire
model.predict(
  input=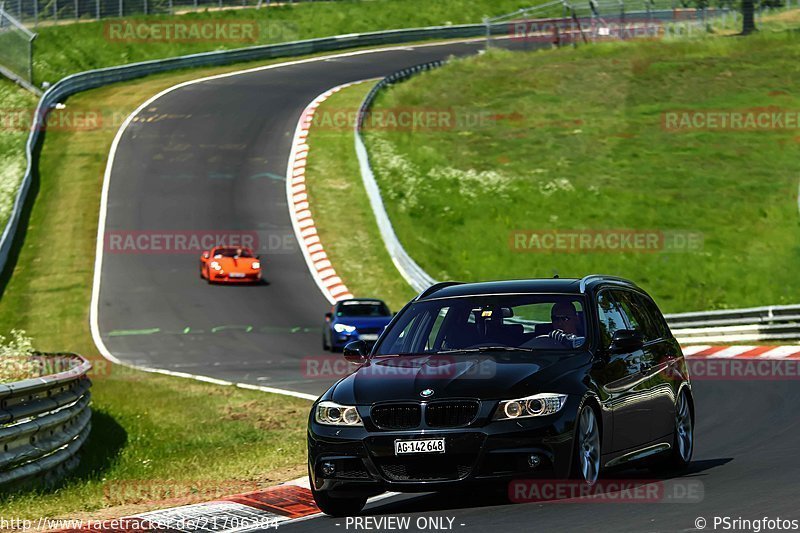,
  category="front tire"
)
[572,404,601,485]
[322,330,331,351]
[308,466,366,517]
